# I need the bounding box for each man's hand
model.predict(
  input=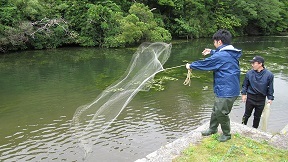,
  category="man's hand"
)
[242,95,247,103]
[267,100,272,105]
[186,63,191,70]
[202,48,211,56]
